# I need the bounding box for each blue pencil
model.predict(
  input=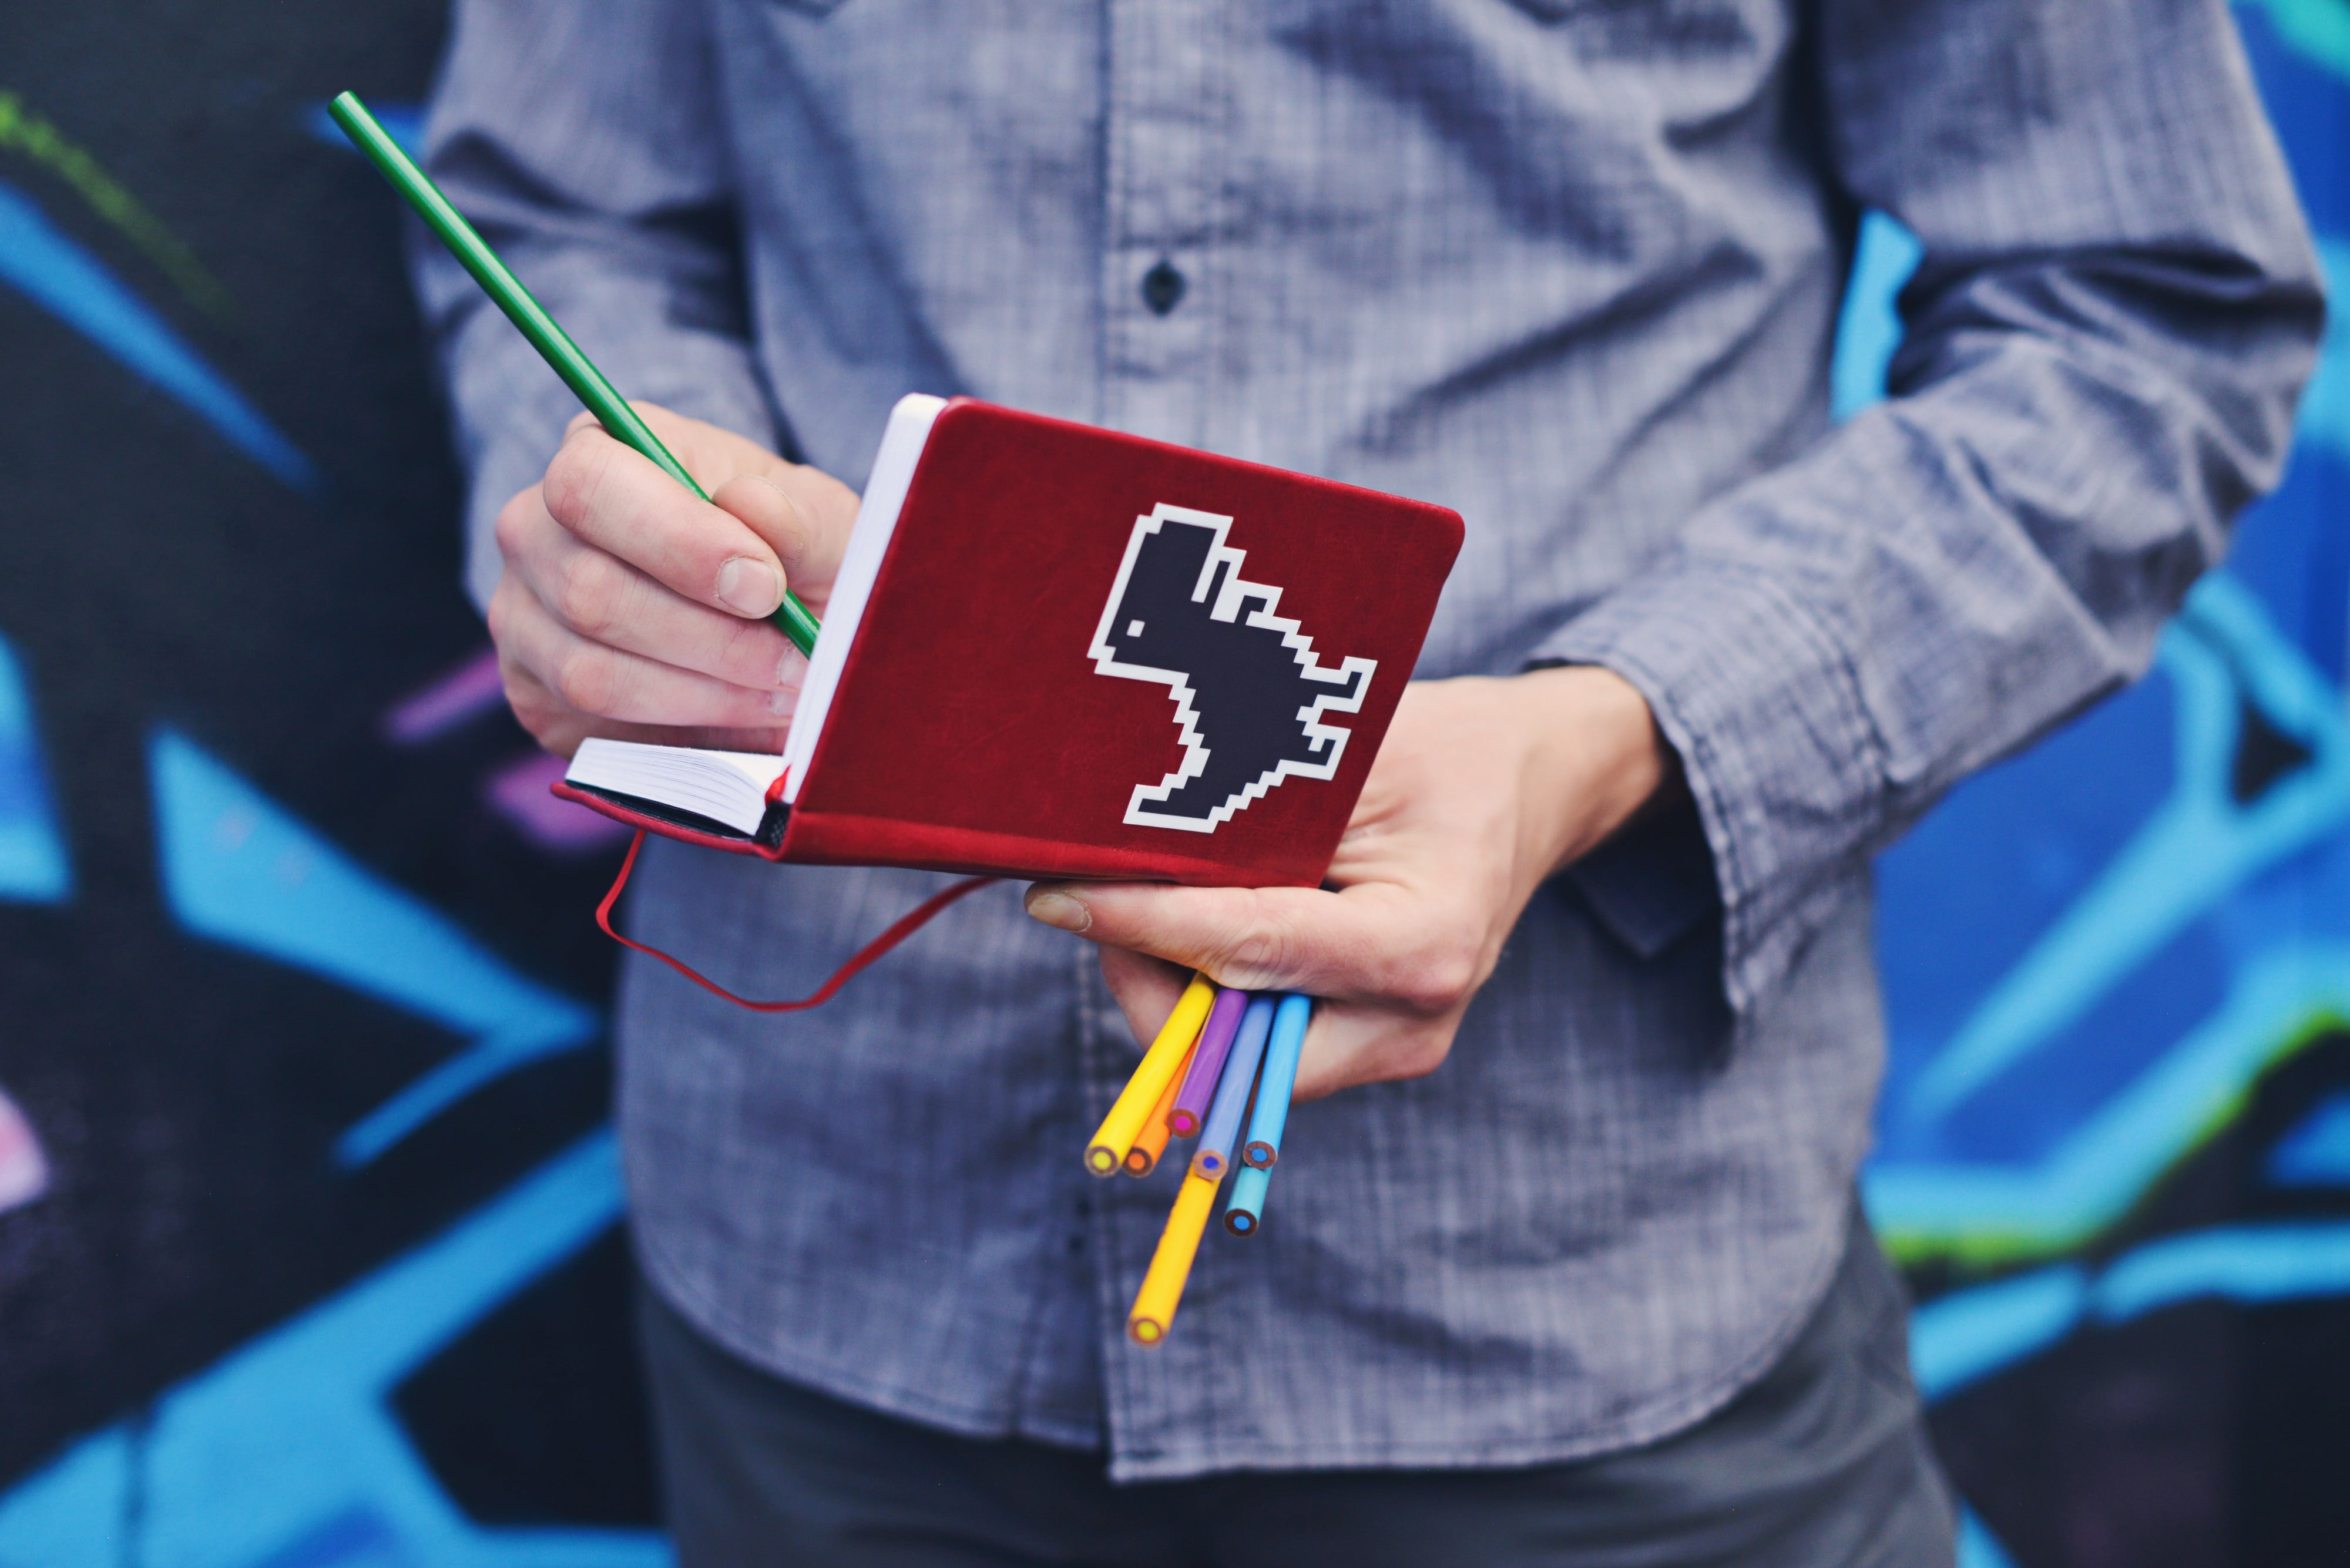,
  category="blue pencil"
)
[1223,1160,1272,1235]
[1241,993,1312,1169]
[1190,995,1276,1181]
